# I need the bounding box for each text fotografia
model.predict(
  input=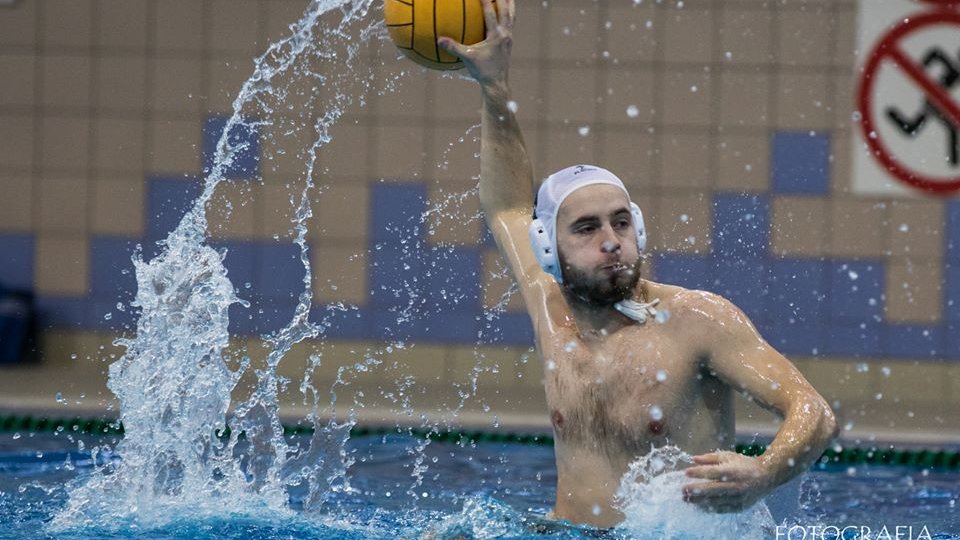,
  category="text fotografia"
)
[775,525,933,540]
